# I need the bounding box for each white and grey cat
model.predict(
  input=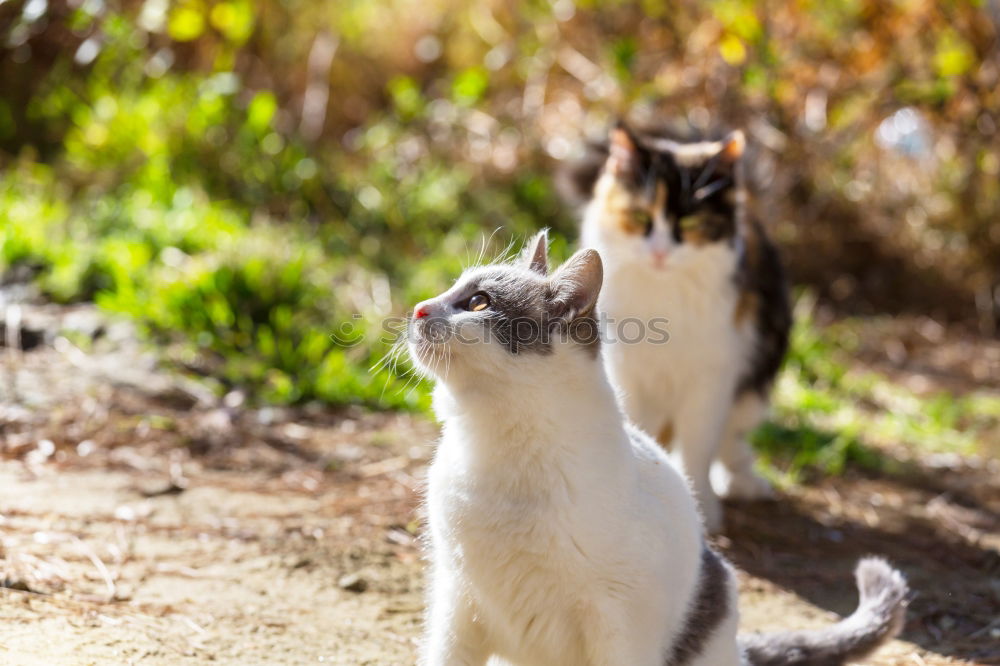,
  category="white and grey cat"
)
[409,231,906,666]
[569,124,793,531]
